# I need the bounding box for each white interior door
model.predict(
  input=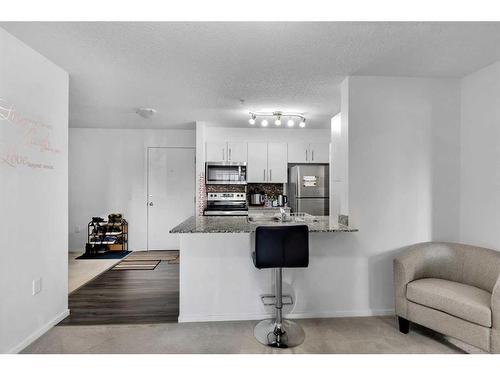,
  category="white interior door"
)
[147,147,195,250]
